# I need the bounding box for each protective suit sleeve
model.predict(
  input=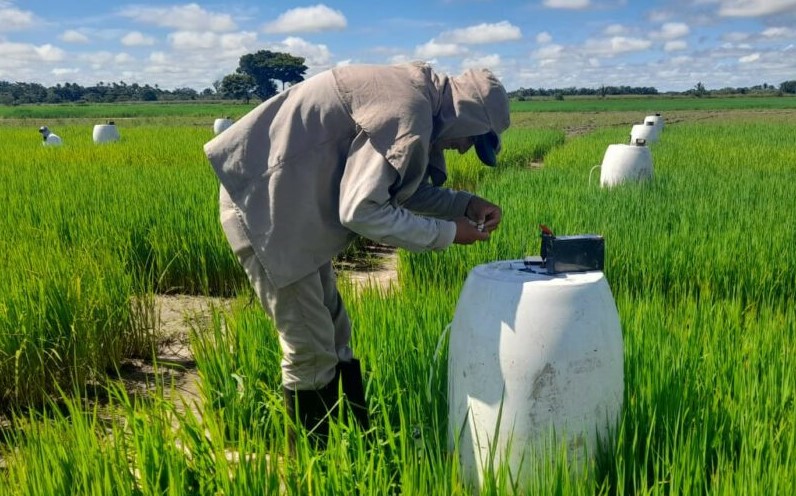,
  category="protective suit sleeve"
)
[401,179,473,220]
[338,130,457,251]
